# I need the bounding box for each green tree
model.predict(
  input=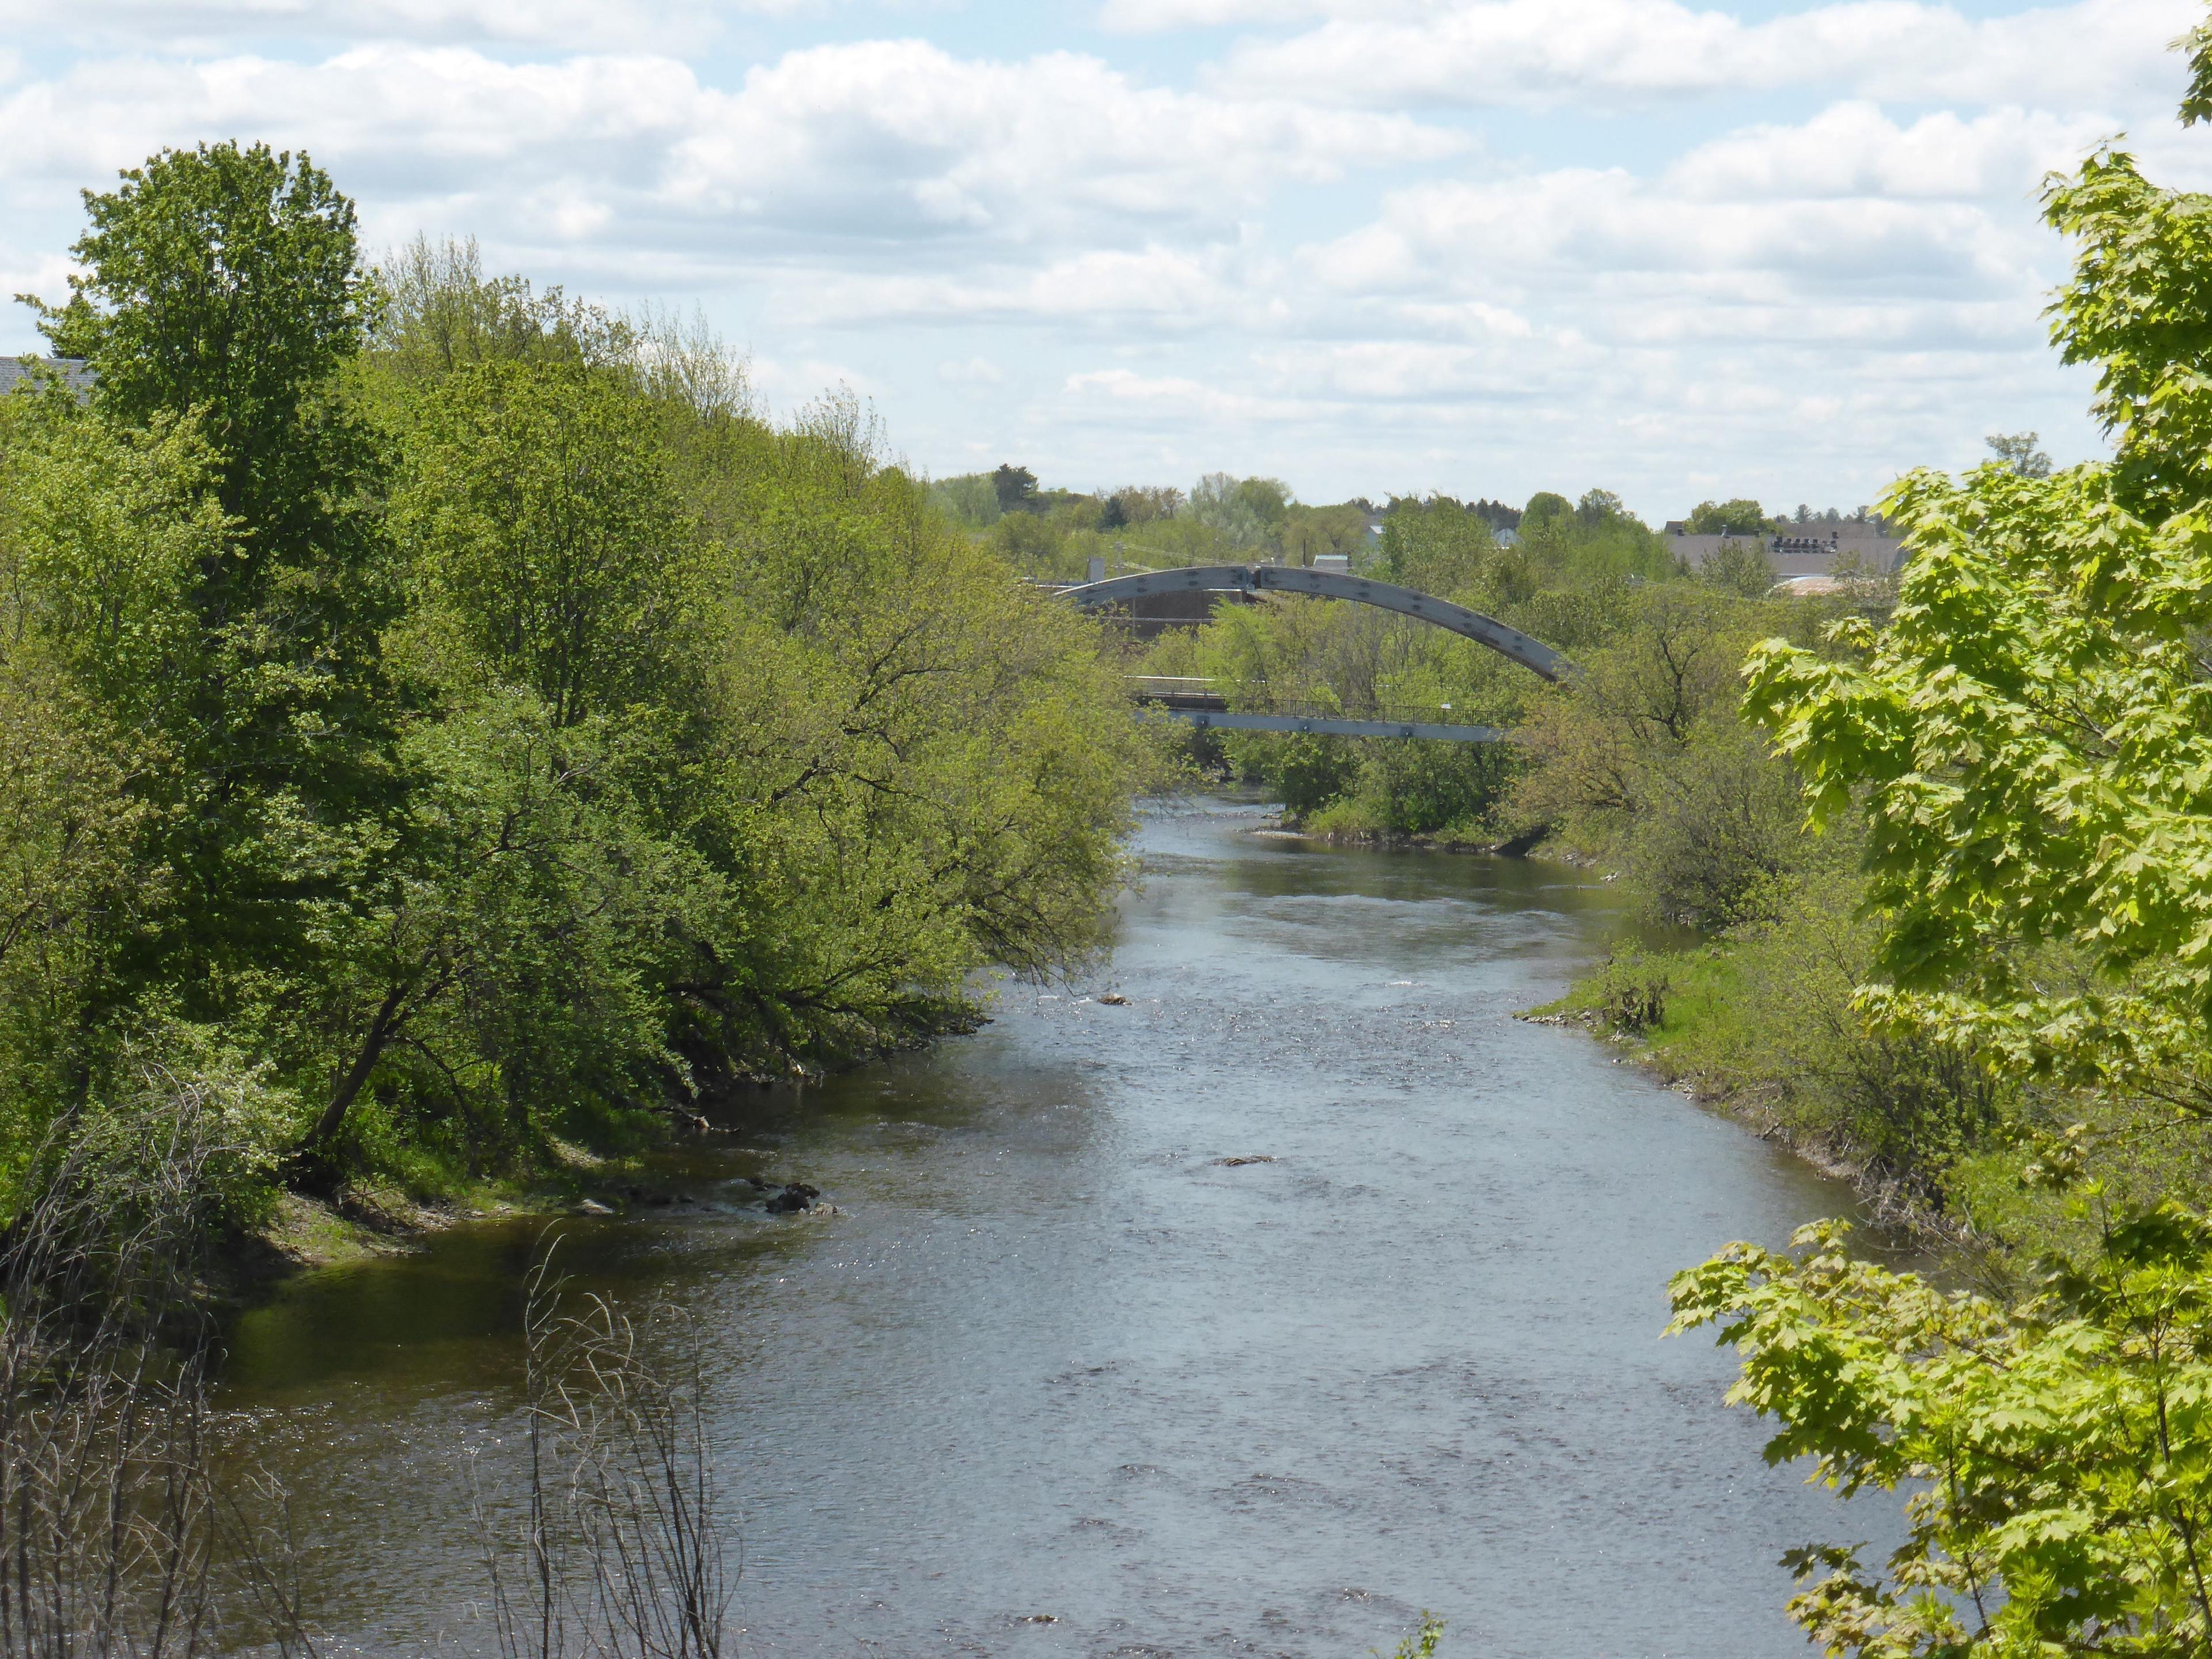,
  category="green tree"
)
[1672,1211,2212,1655]
[1380,495,1496,597]
[394,362,699,729]
[1675,26,2212,1651]
[1698,535,1777,598]
[1520,491,1572,539]
[1686,498,1770,535]
[1986,430,2054,478]
[1512,586,1801,925]
[26,143,371,536]
[17,142,402,1101]
[991,463,1037,514]
[0,147,1156,1206]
